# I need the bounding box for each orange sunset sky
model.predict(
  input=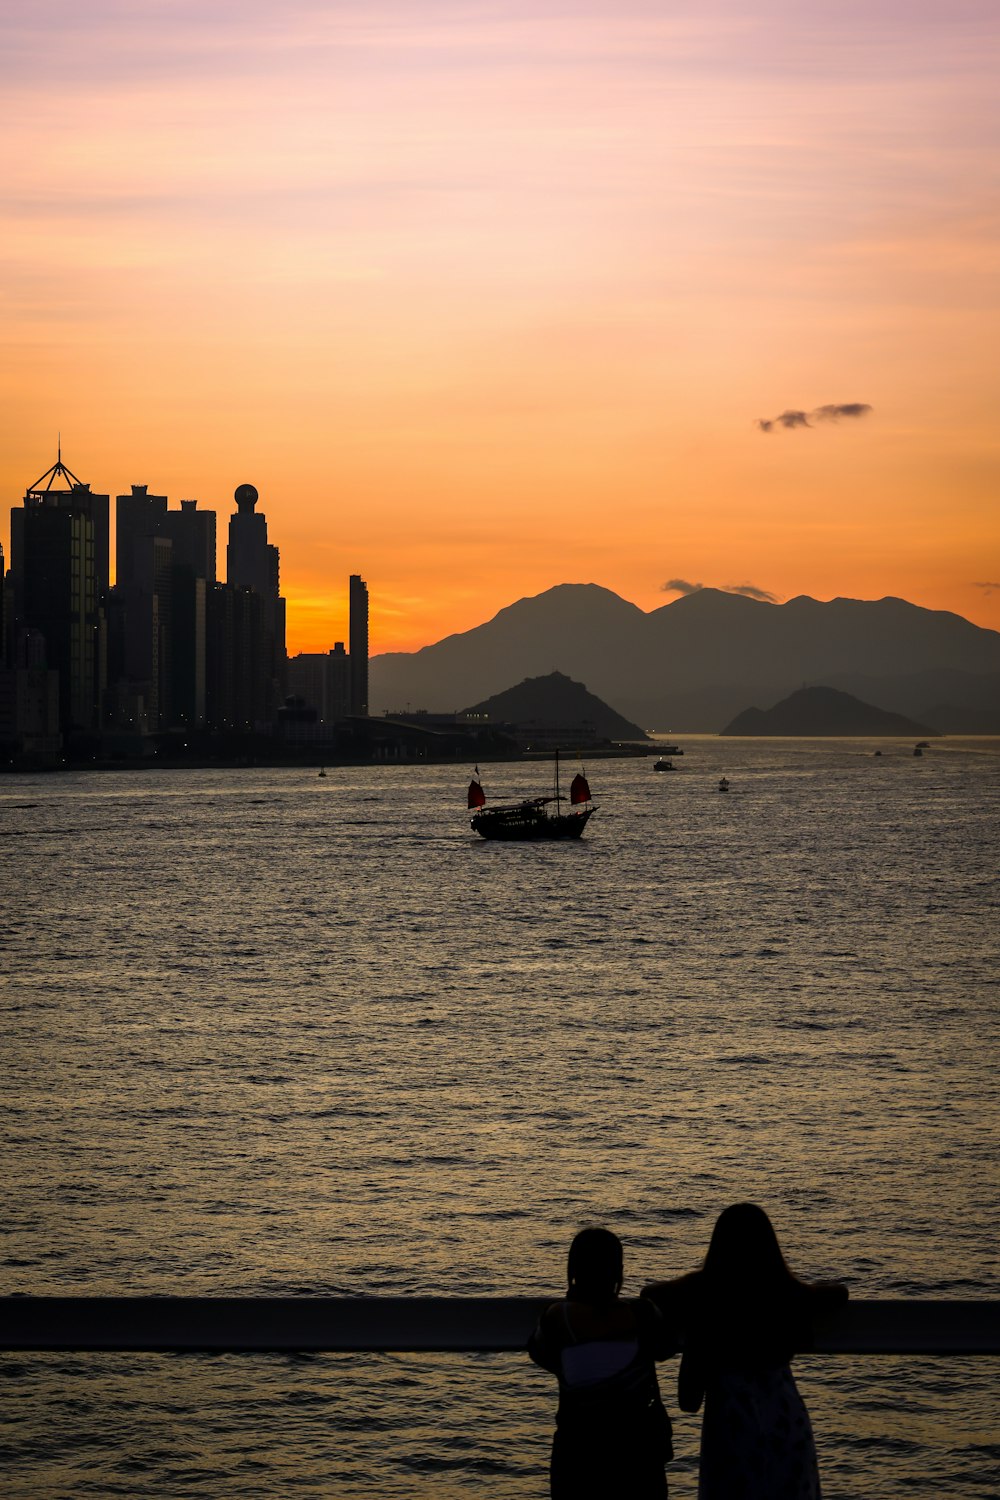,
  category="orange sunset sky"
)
[2,0,999,653]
